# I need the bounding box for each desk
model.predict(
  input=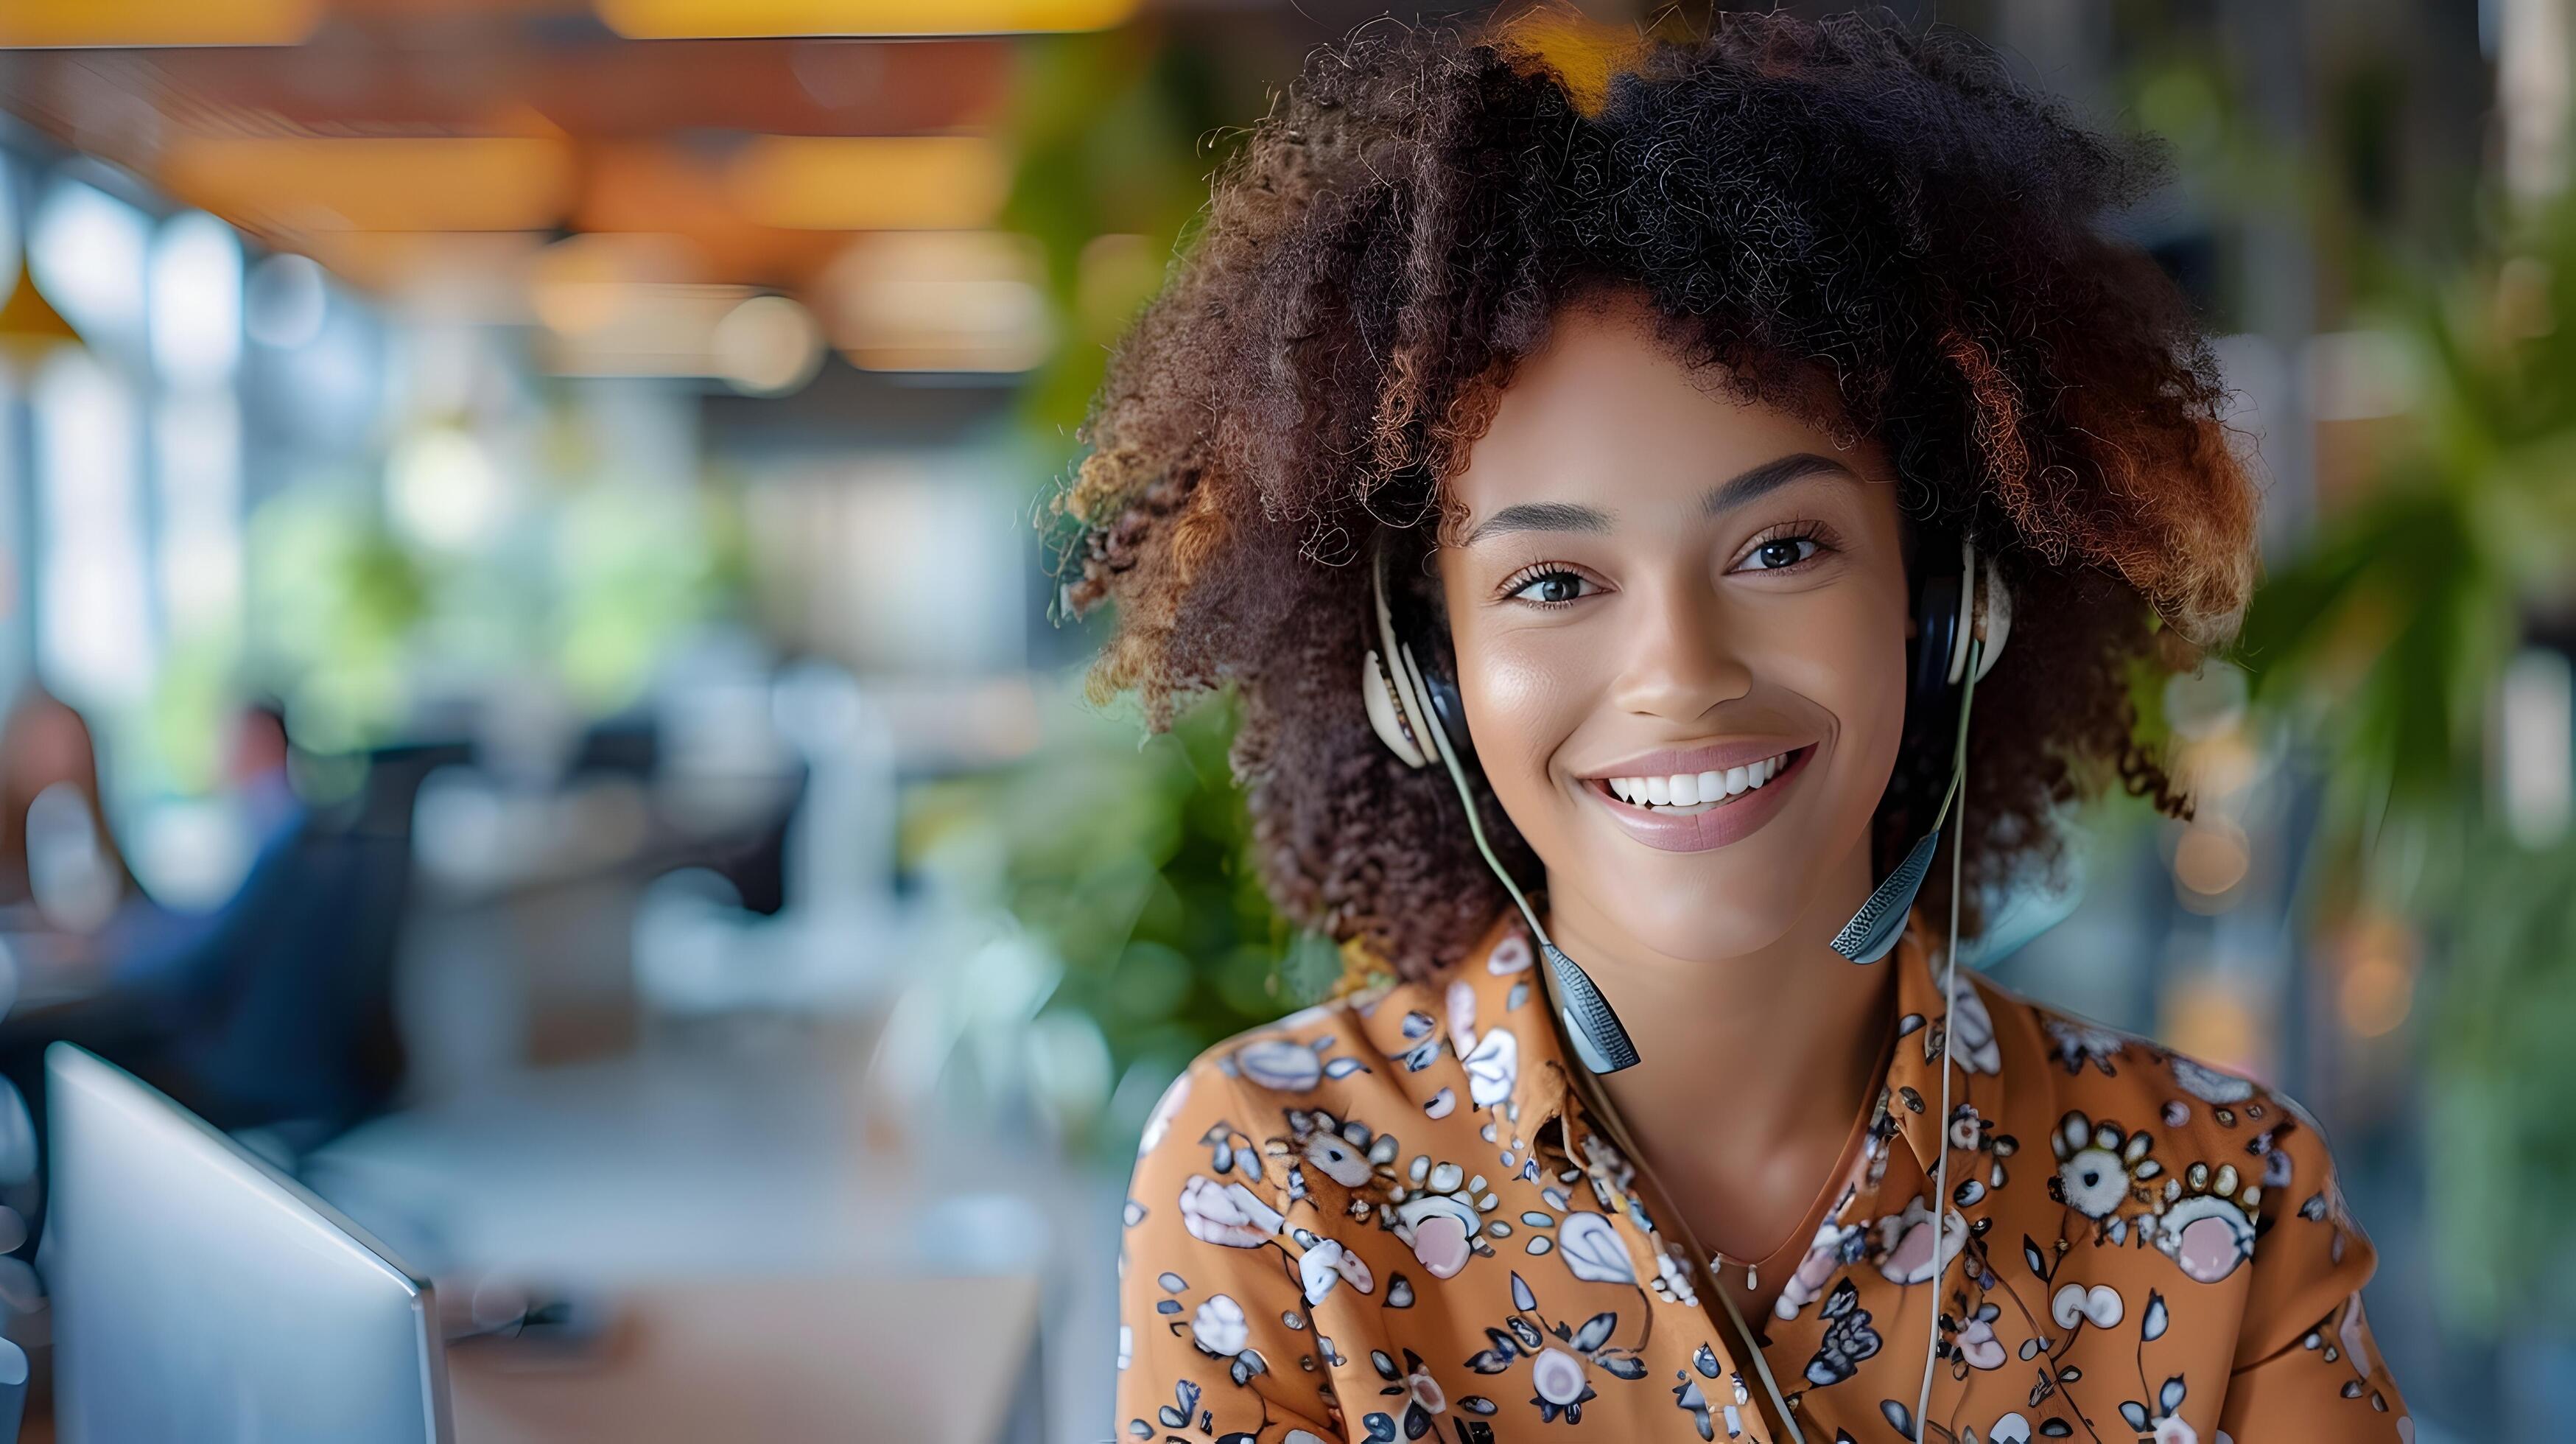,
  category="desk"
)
[449,1274,1045,1444]
[23,1274,1045,1444]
